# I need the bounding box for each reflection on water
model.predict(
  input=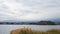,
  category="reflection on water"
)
[0,25,60,34]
